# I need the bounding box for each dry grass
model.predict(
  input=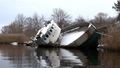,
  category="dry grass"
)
[99,24,120,50]
[0,34,29,43]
